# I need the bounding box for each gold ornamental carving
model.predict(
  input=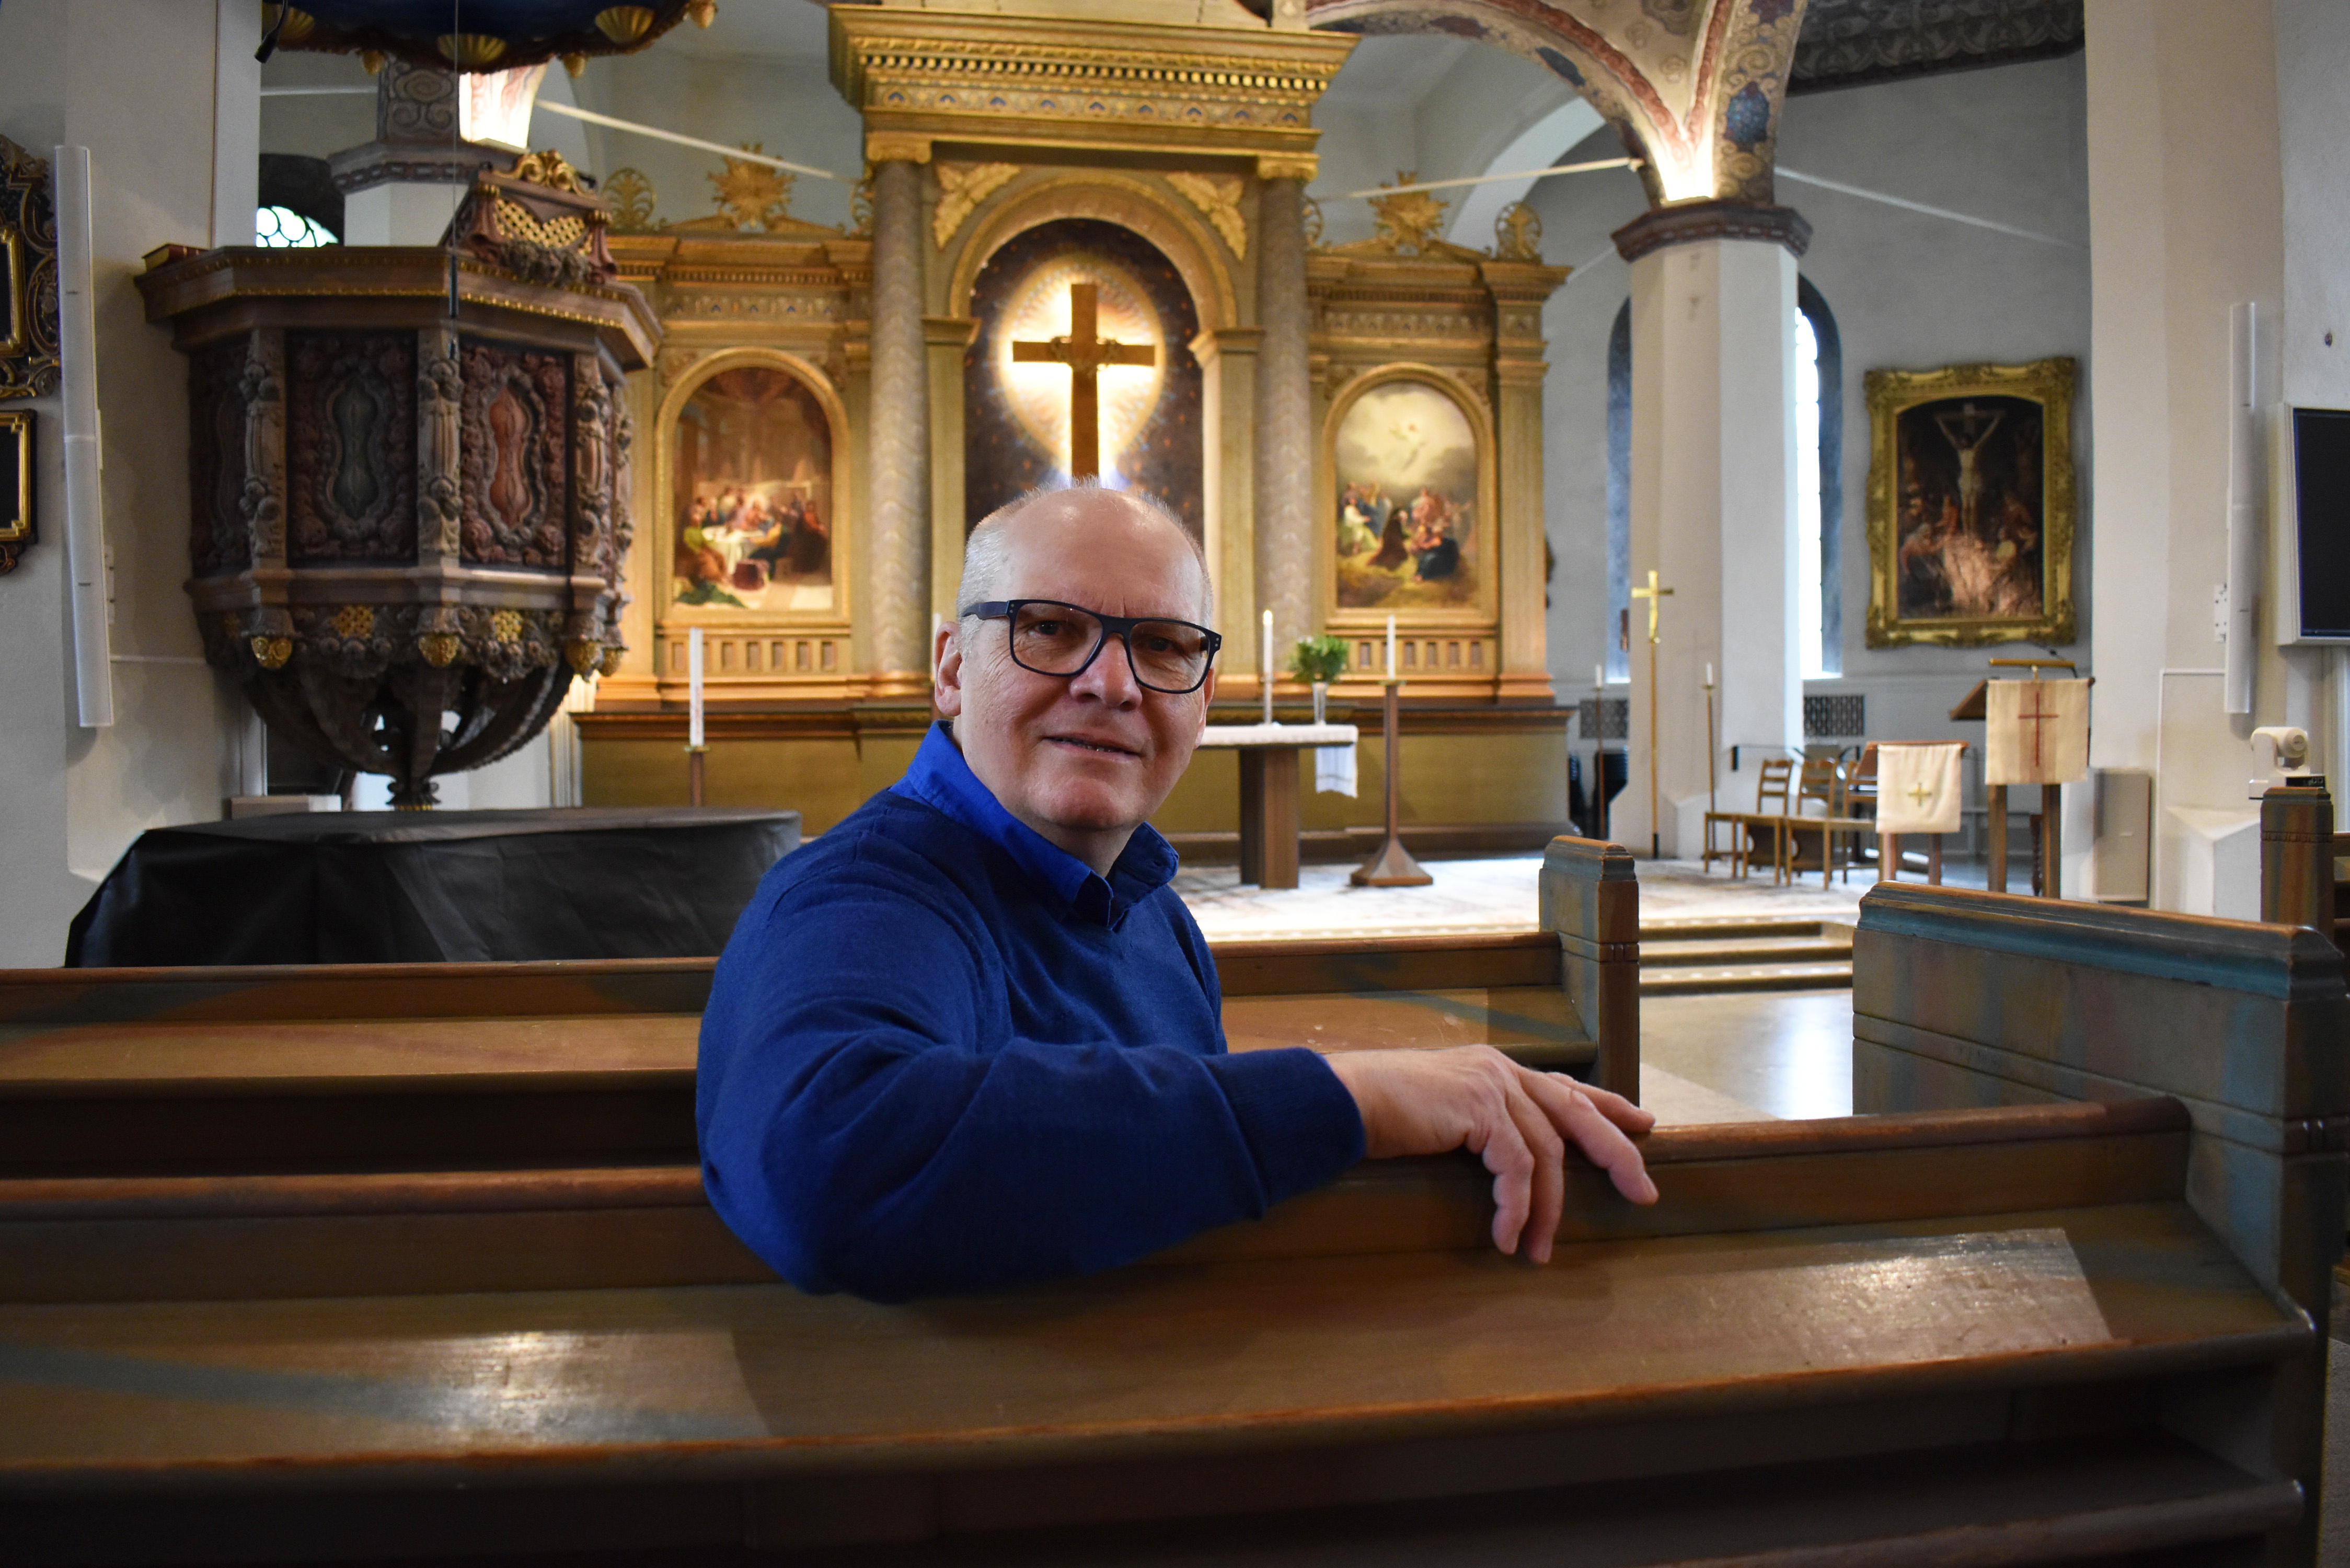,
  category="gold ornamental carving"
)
[1255,154,1320,183]
[603,168,657,232]
[510,149,588,193]
[1494,202,1543,262]
[1165,171,1246,259]
[706,147,796,231]
[932,162,1019,249]
[1367,175,1447,256]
